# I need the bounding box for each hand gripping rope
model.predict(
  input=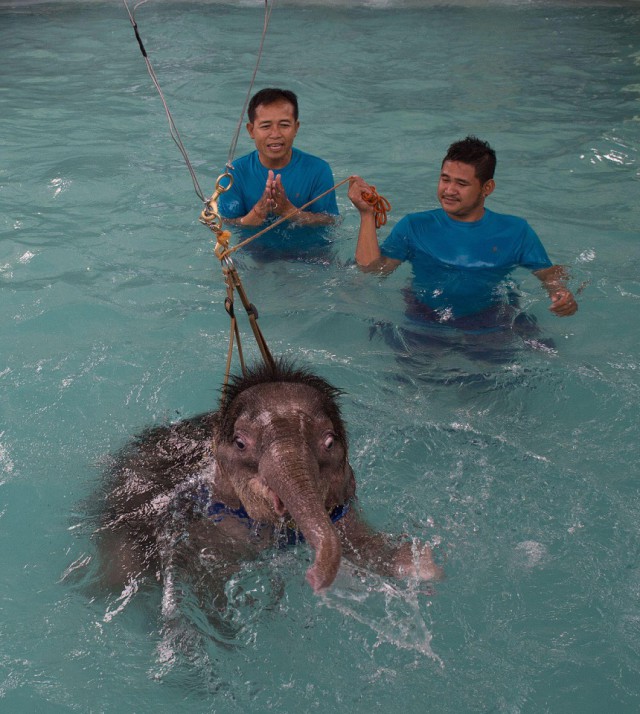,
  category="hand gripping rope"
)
[361,185,391,229]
